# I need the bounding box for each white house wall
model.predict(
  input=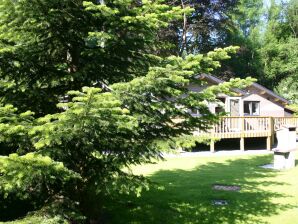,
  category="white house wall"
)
[187,83,225,115]
[187,80,291,117]
[242,94,285,116]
